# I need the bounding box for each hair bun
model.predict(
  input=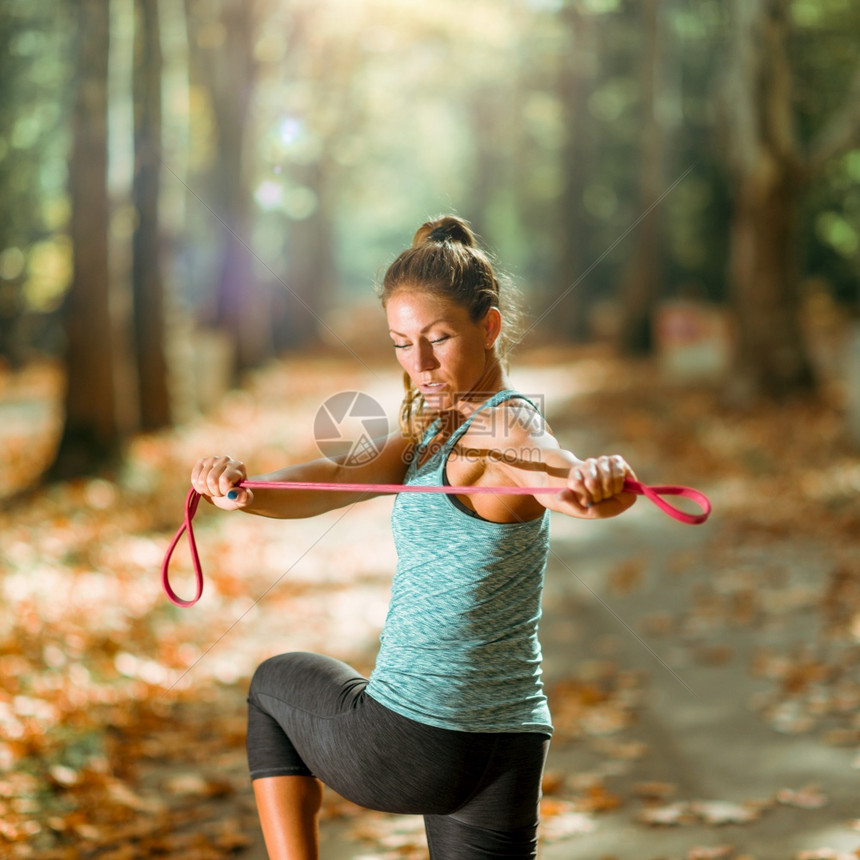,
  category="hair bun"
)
[412,215,476,248]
